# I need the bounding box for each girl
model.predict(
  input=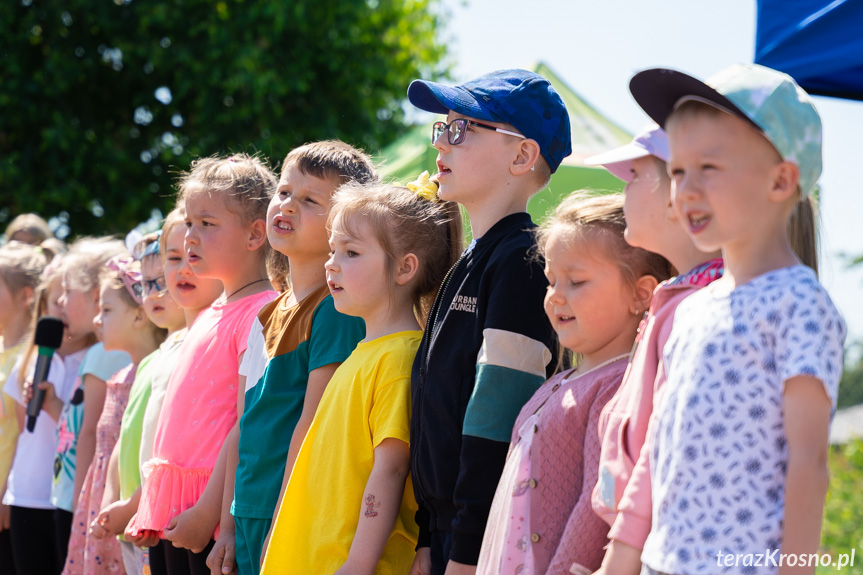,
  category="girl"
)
[261,182,462,574]
[129,154,278,574]
[3,258,91,574]
[629,65,845,574]
[583,126,723,575]
[63,256,165,573]
[0,242,47,573]
[52,238,131,562]
[123,208,223,574]
[475,193,672,575]
[90,231,187,575]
